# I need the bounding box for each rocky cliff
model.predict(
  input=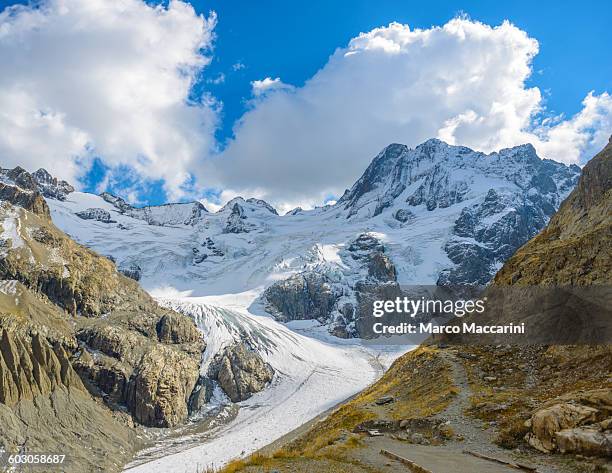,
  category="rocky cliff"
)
[0,174,206,471]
